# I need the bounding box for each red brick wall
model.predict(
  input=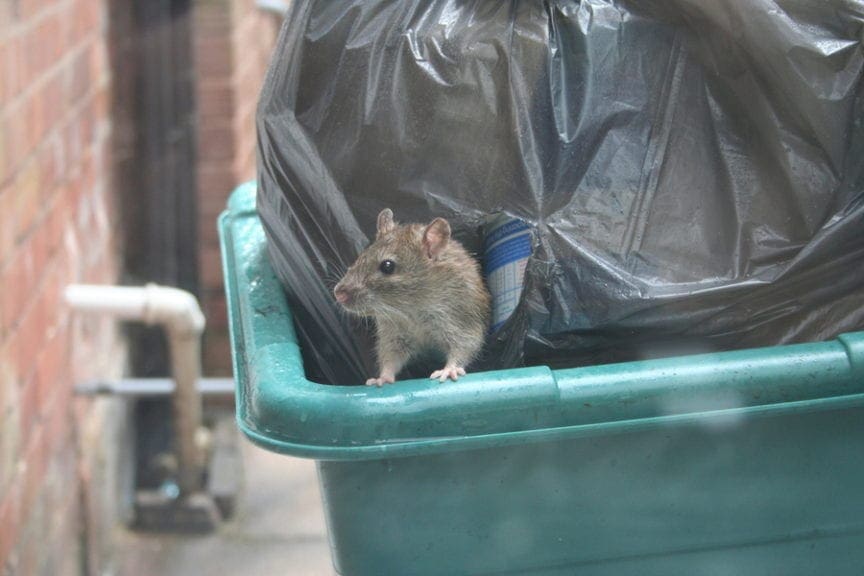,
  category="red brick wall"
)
[0,0,278,569]
[0,0,127,573]
[194,0,280,374]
